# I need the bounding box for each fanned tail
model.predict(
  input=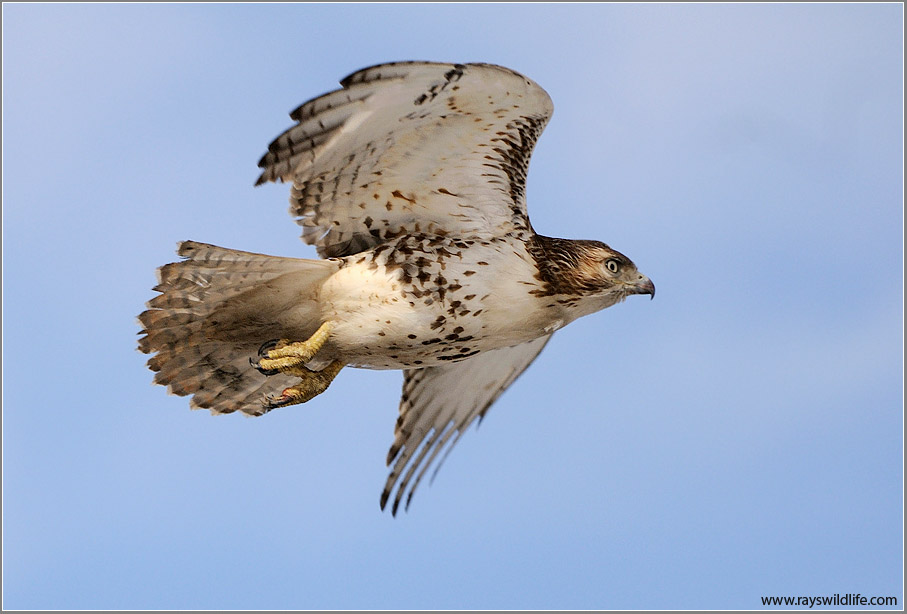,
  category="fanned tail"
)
[137,241,339,415]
